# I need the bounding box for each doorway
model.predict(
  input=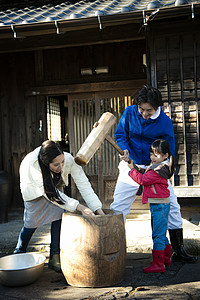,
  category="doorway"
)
[46,79,145,207]
[67,89,140,208]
